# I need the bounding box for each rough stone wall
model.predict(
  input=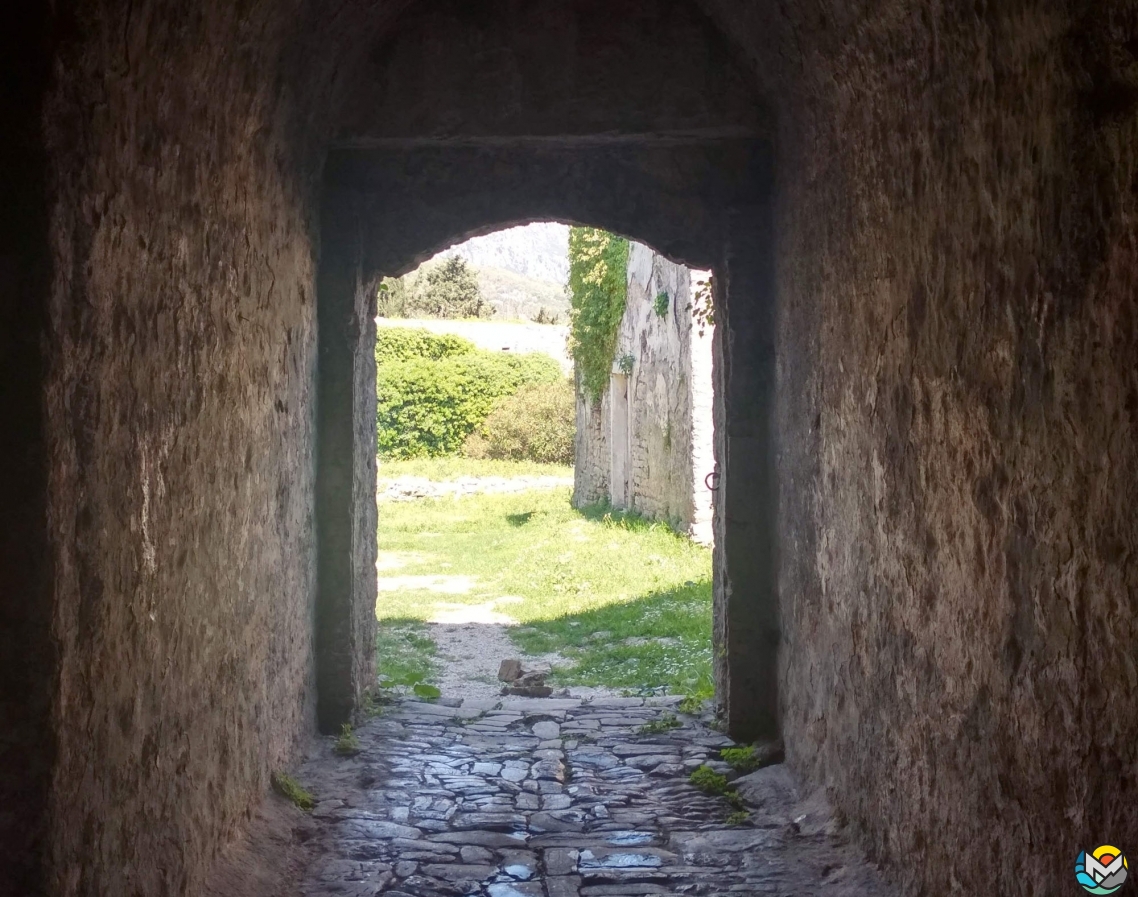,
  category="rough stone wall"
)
[0,5,55,893]
[578,241,710,532]
[41,3,320,894]
[619,243,696,530]
[700,2,1138,894]
[335,0,767,144]
[573,243,714,538]
[572,386,610,508]
[688,278,715,545]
